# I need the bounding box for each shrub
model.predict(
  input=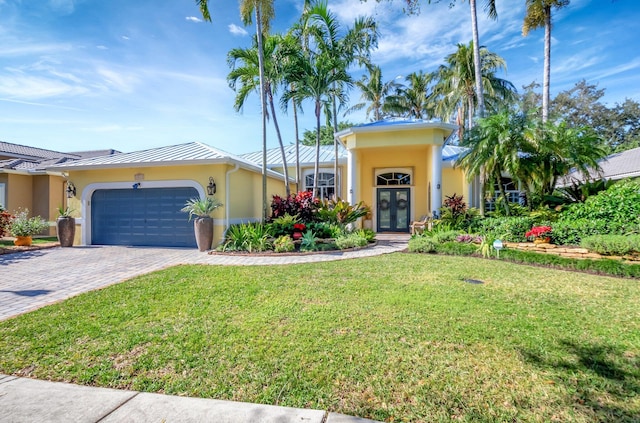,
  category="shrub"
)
[474,216,536,242]
[550,219,613,245]
[0,207,13,238]
[408,236,438,253]
[299,230,318,252]
[222,222,272,252]
[268,214,300,238]
[9,210,49,237]
[433,230,459,244]
[273,235,295,253]
[581,235,640,256]
[270,191,319,223]
[306,221,336,239]
[316,198,369,226]
[335,232,368,249]
[560,180,640,228]
[438,194,481,231]
[455,234,482,243]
